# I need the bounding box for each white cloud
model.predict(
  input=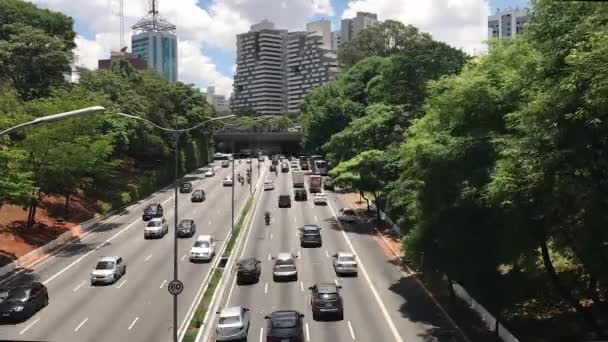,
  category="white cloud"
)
[178,40,234,97]
[342,0,490,54]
